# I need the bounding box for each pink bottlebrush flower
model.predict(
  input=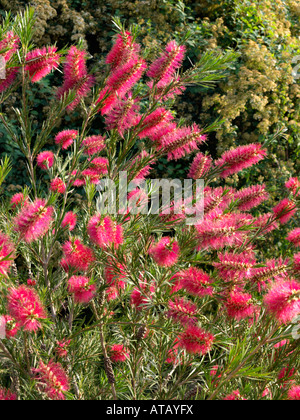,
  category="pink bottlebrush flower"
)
[25,46,60,82]
[147,78,186,101]
[165,341,183,365]
[234,184,269,211]
[14,198,54,243]
[167,297,198,326]
[253,212,278,234]
[88,157,109,176]
[55,129,78,150]
[62,238,95,272]
[223,290,257,320]
[129,151,155,181]
[61,211,77,231]
[150,121,177,149]
[210,365,220,377]
[0,387,17,400]
[10,192,29,209]
[87,214,123,249]
[287,385,300,400]
[285,177,300,196]
[106,31,140,69]
[278,366,296,382]
[81,168,101,185]
[37,151,54,170]
[68,275,96,303]
[127,188,148,215]
[213,251,256,282]
[0,30,20,62]
[273,198,297,224]
[137,108,174,140]
[147,40,186,87]
[188,153,212,180]
[293,253,300,271]
[34,360,69,400]
[50,177,66,194]
[0,232,15,276]
[215,143,267,178]
[264,279,300,324]
[96,85,119,115]
[273,339,289,349]
[57,46,95,110]
[105,95,140,136]
[148,237,179,267]
[178,267,214,297]
[161,123,207,161]
[287,228,300,247]
[223,390,246,400]
[250,258,289,292]
[178,325,215,355]
[27,278,36,287]
[0,66,19,93]
[55,339,71,359]
[82,135,106,156]
[130,281,156,311]
[106,285,119,302]
[104,259,127,289]
[7,285,47,332]
[204,186,235,216]
[3,315,20,339]
[110,344,130,362]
